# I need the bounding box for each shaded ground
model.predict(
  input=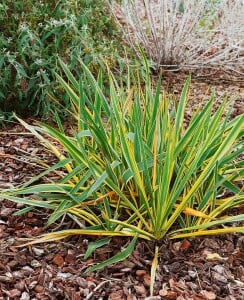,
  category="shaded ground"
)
[0,77,244,299]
